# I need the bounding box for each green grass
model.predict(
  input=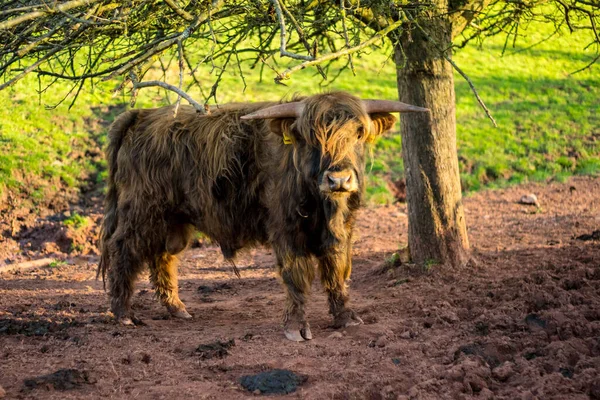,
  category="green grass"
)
[453,27,600,192]
[63,212,91,230]
[48,260,67,268]
[0,21,598,205]
[0,77,119,202]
